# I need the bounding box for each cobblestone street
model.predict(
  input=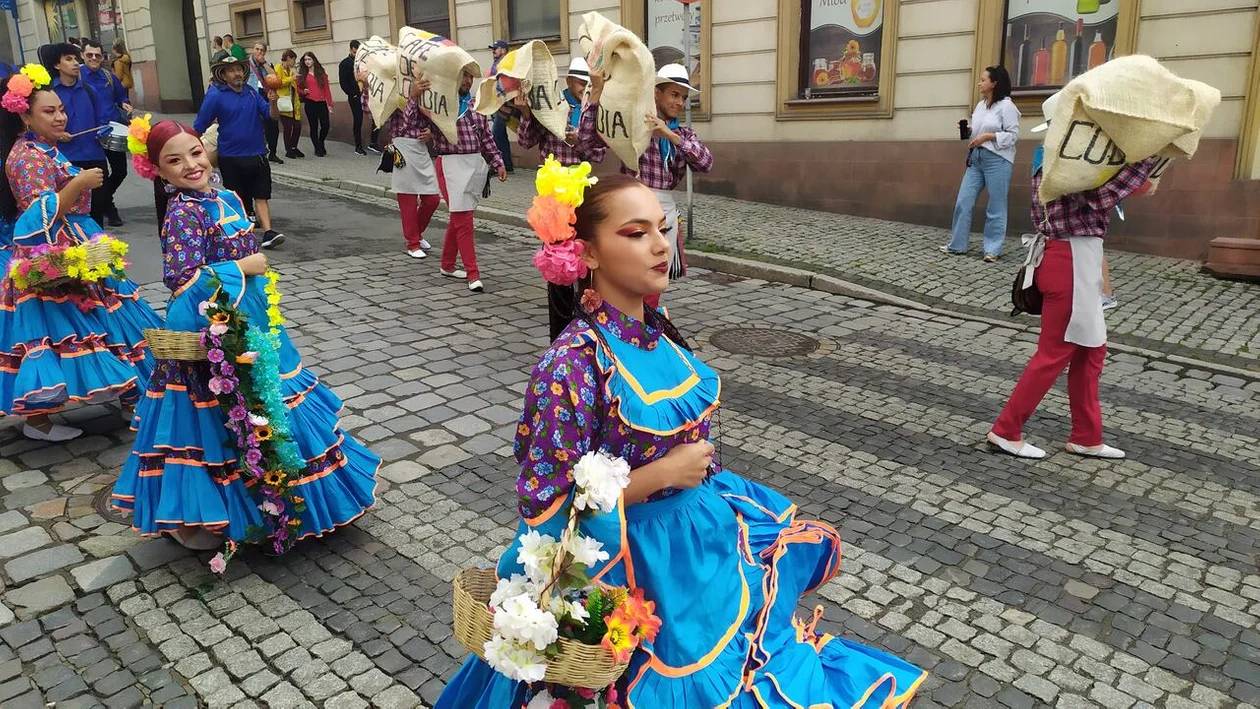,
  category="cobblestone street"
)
[0,178,1257,709]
